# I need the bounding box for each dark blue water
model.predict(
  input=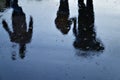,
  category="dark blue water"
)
[0,0,120,80]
